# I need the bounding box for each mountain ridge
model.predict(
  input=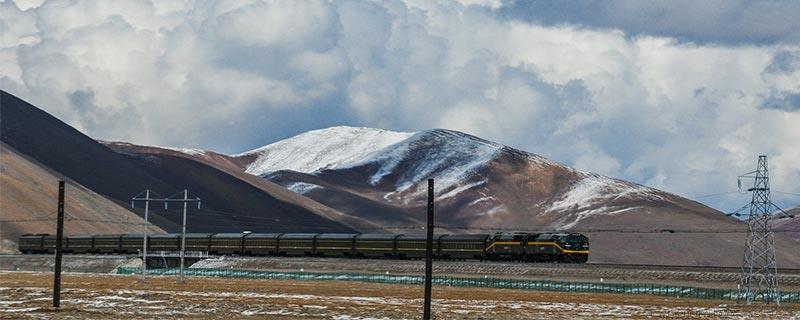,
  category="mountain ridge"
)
[240,126,680,223]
